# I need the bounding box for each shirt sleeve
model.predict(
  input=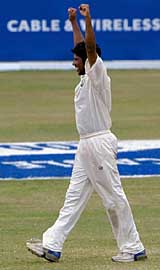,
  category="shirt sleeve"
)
[85,56,111,93]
